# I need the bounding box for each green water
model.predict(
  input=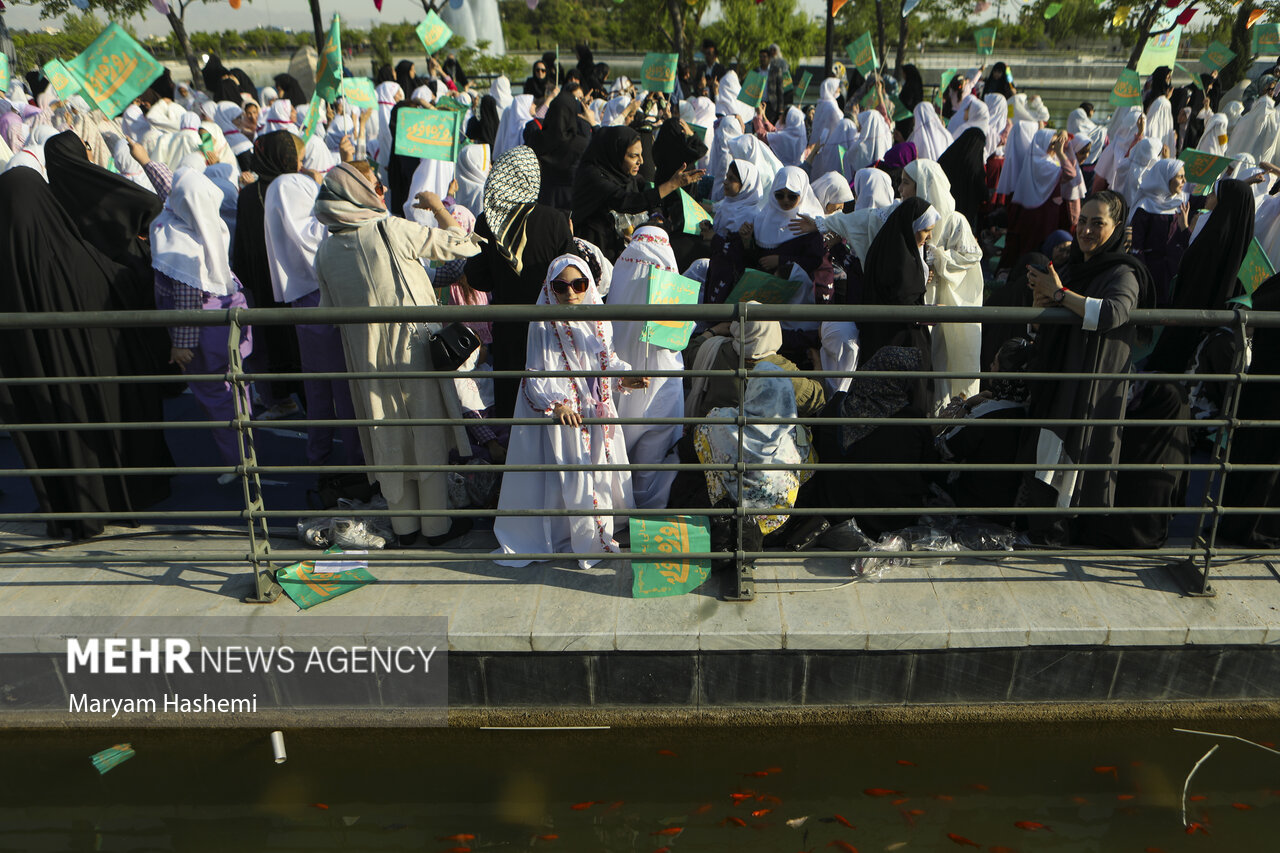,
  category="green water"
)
[2,721,1278,852]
